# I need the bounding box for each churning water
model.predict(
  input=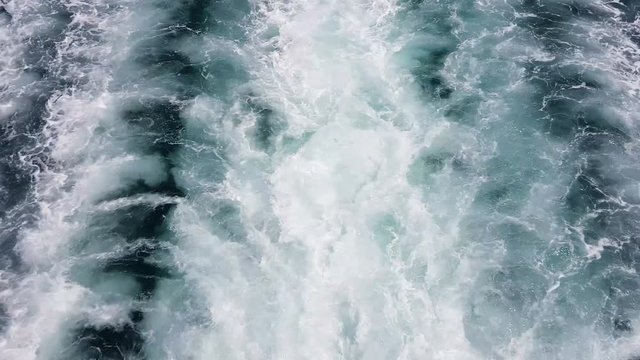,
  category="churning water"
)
[1,0,640,359]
